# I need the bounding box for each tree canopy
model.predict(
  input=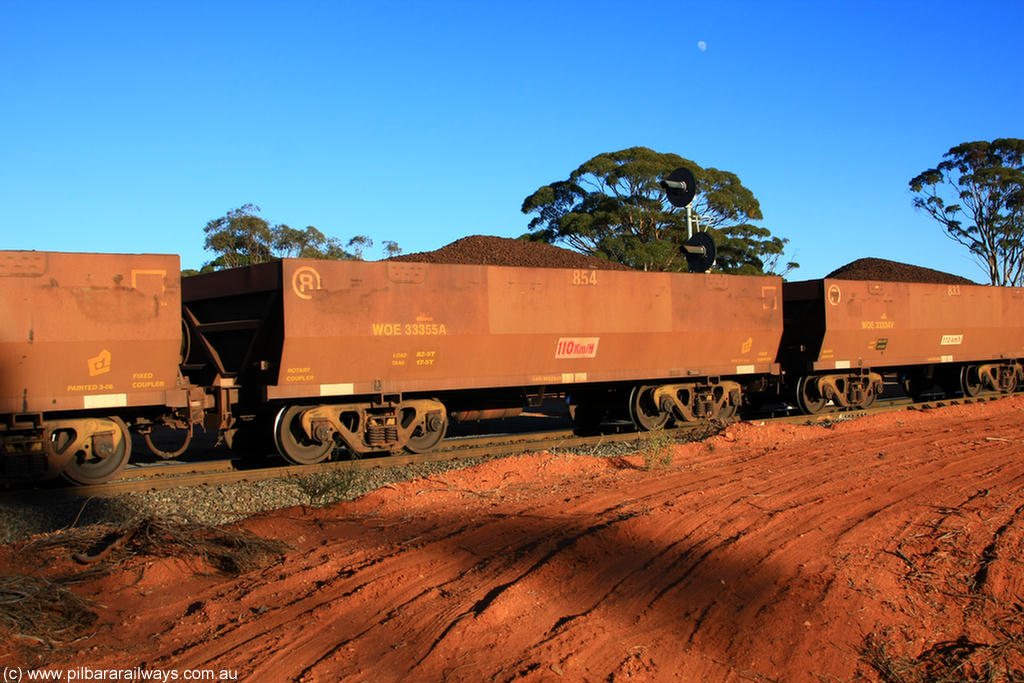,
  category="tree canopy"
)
[193,204,396,273]
[520,147,797,276]
[910,138,1024,286]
